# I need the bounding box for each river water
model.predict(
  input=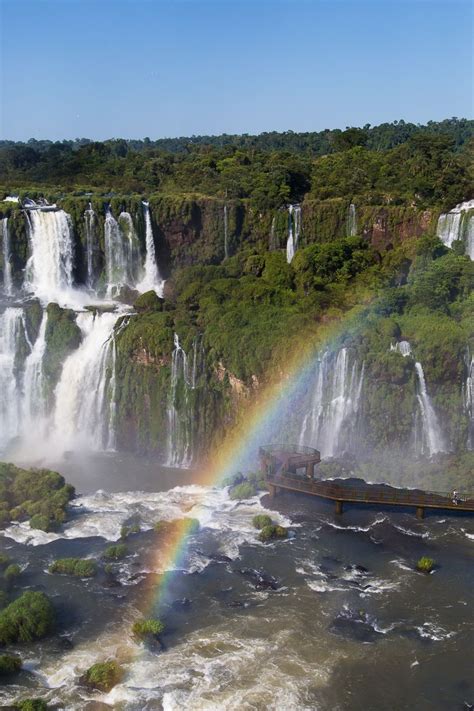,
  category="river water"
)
[0,454,473,710]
